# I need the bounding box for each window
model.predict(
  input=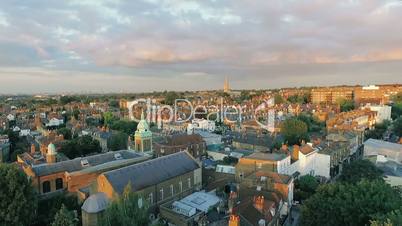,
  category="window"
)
[55,178,63,190]
[148,193,153,204]
[42,181,51,193]
[179,181,183,192]
[187,178,191,189]
[159,188,164,201]
[170,184,174,196]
